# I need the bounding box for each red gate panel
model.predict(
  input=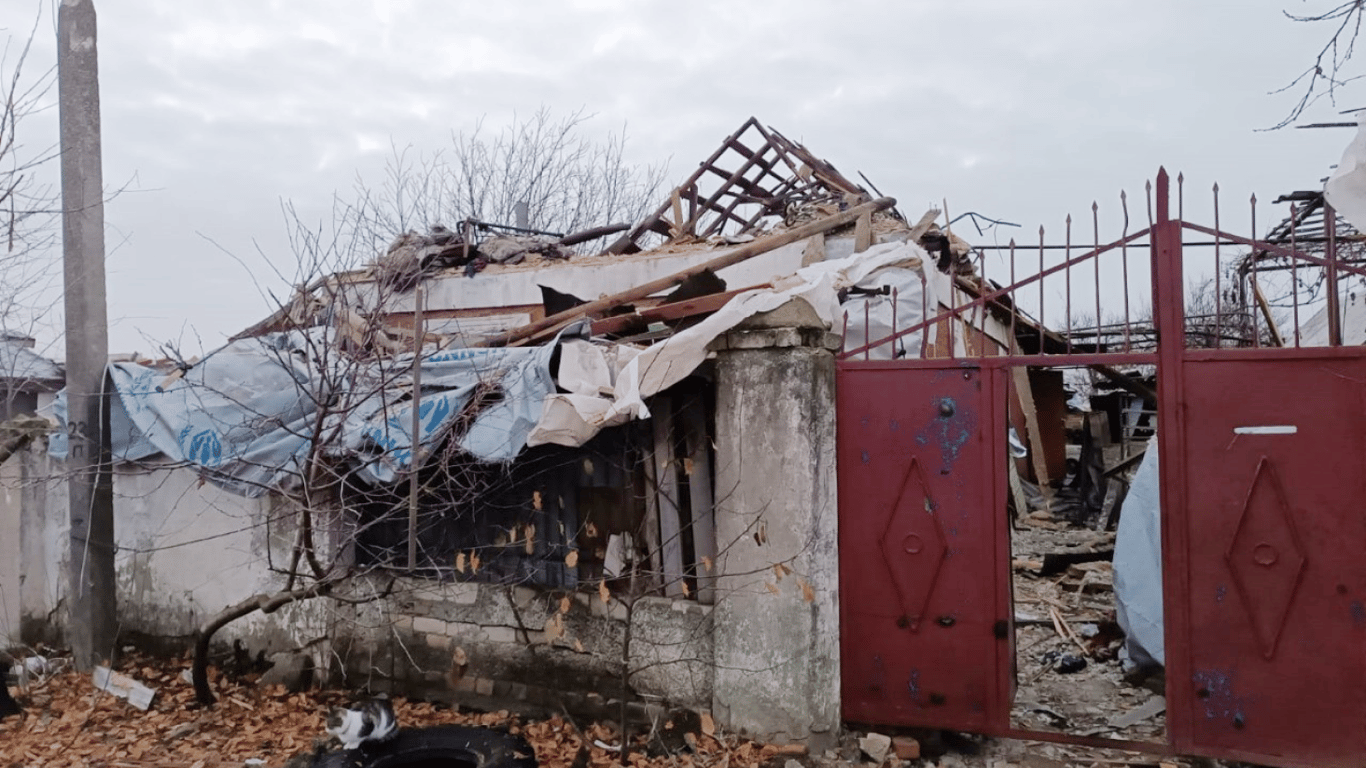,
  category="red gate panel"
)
[1169,353,1366,767]
[837,363,1012,733]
